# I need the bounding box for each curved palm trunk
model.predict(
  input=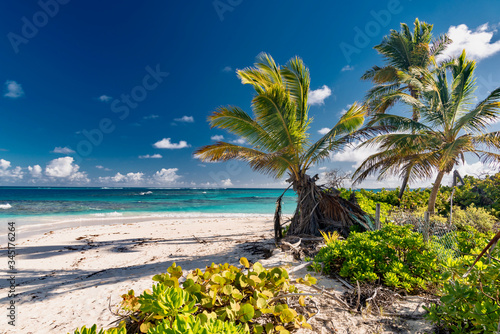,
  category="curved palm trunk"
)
[287,173,375,237]
[398,171,410,200]
[289,174,321,235]
[427,170,445,215]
